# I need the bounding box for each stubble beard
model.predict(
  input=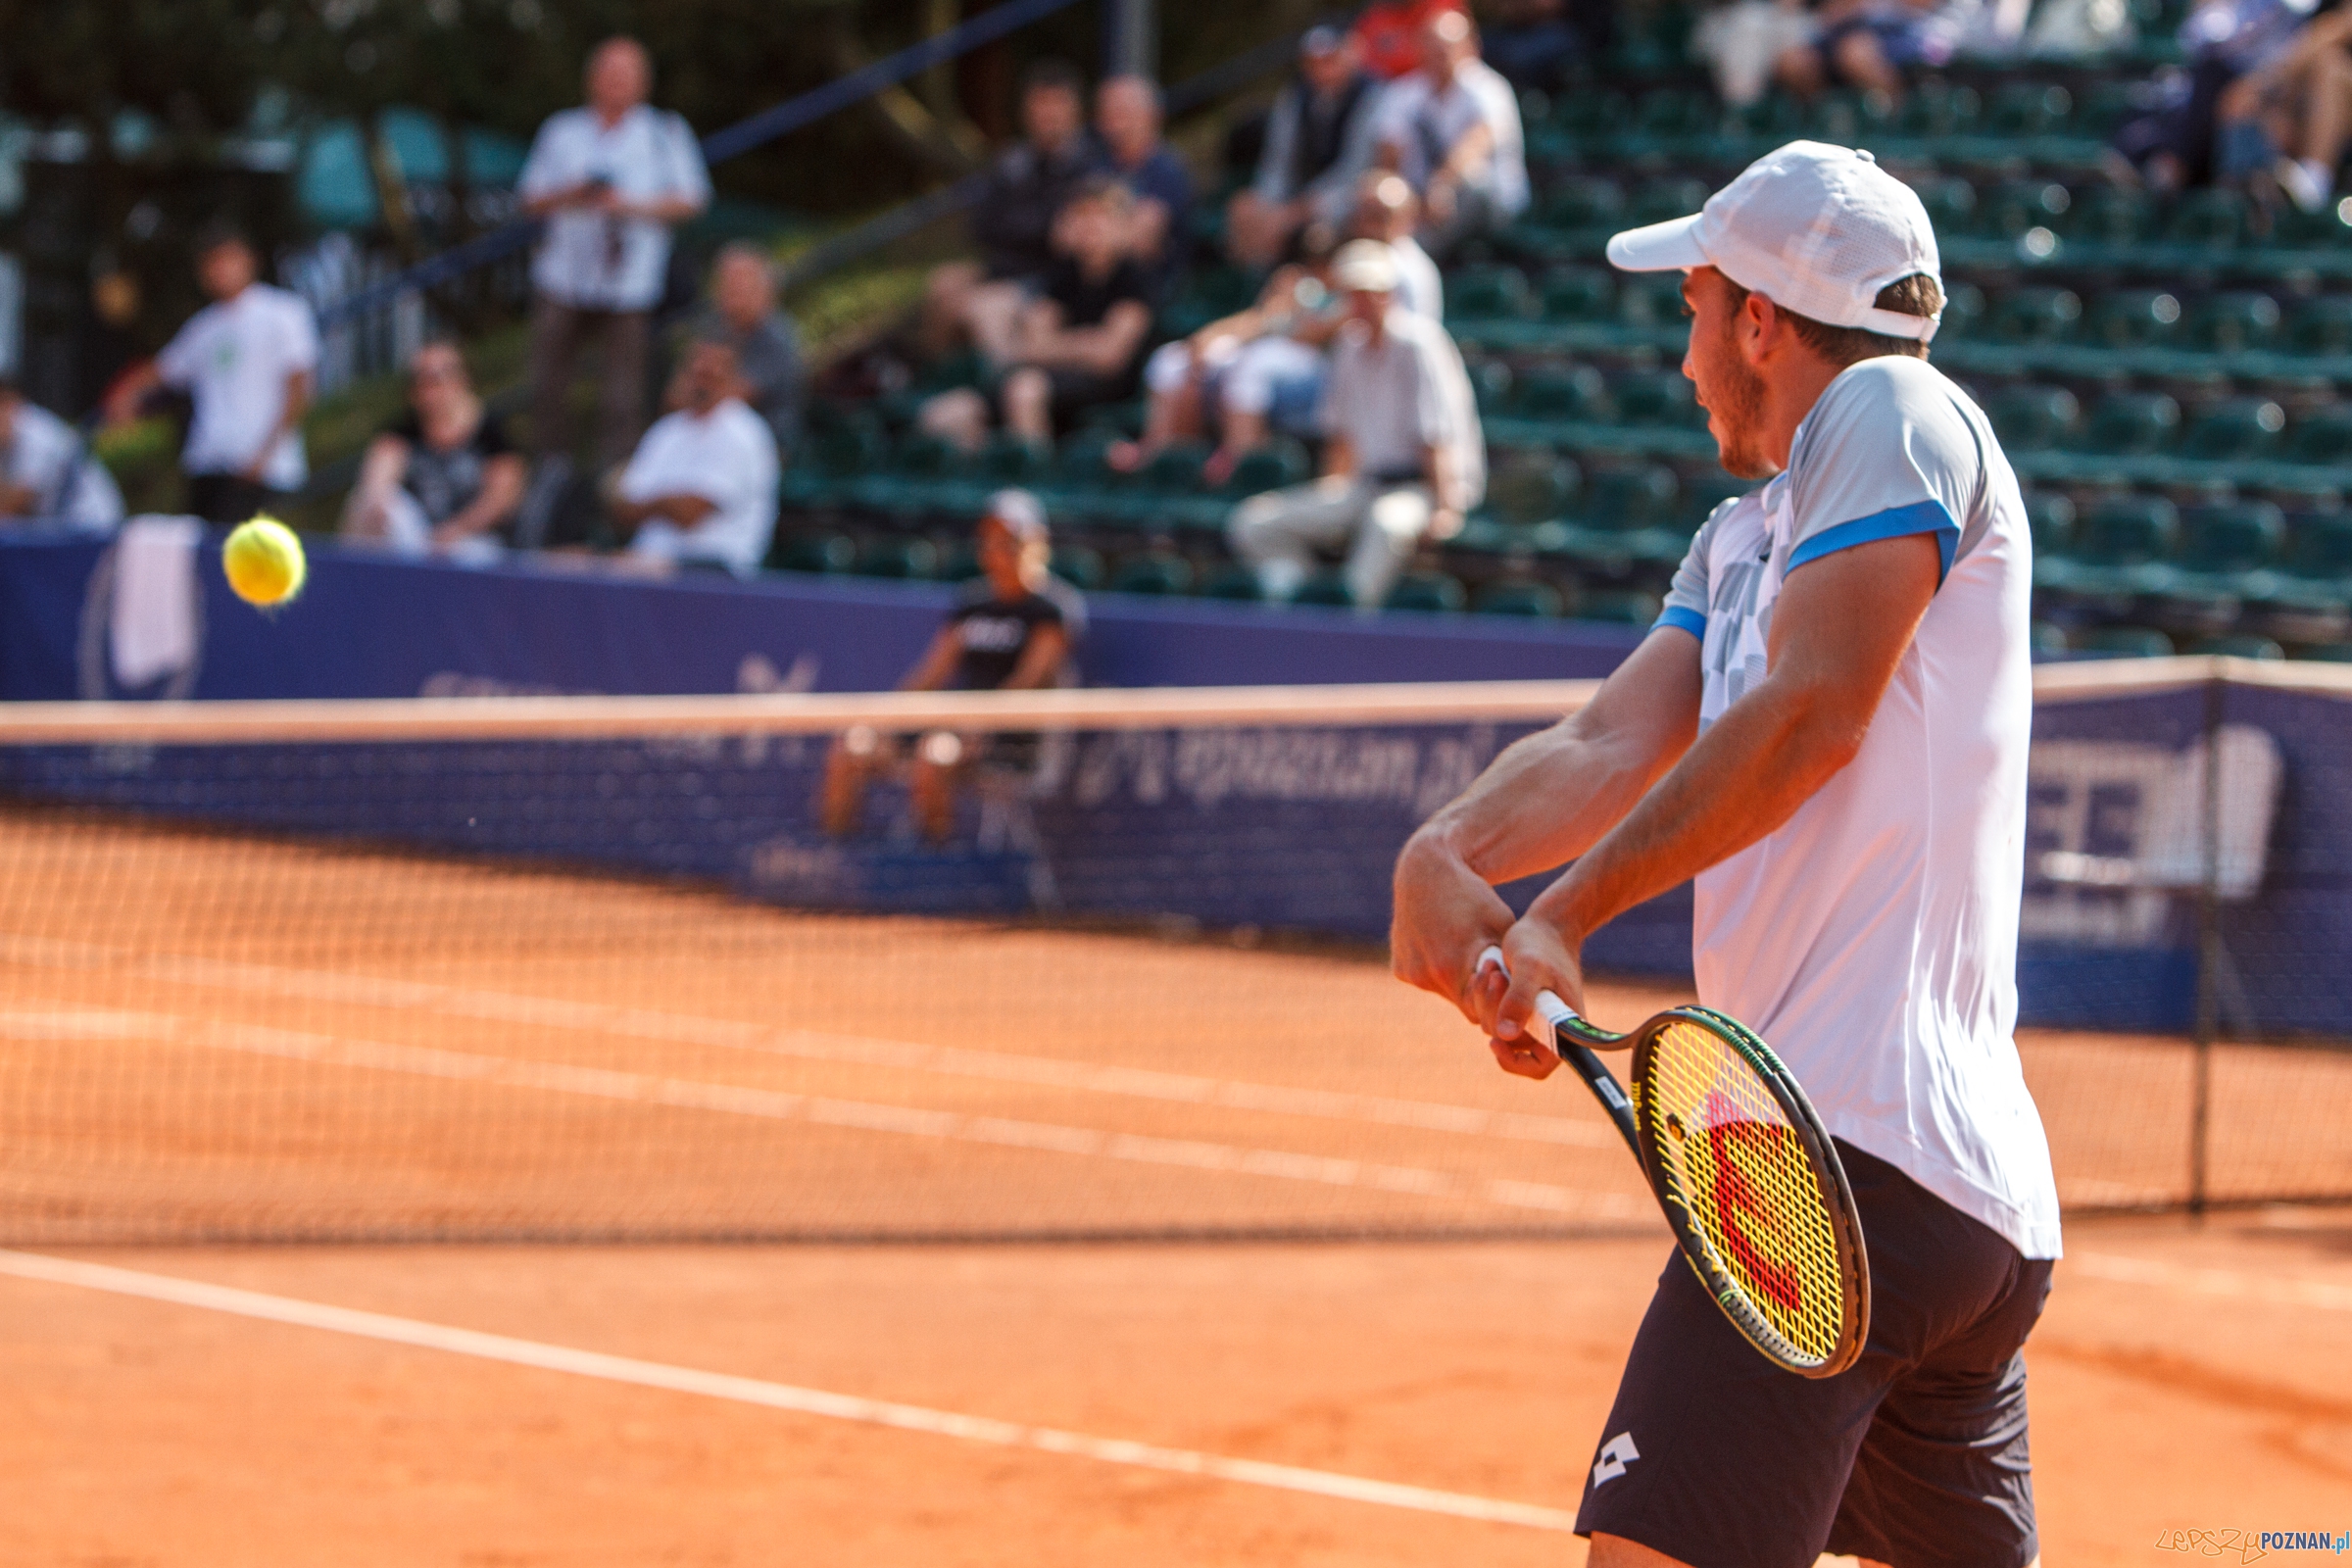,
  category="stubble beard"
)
[1710,347,1777,481]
